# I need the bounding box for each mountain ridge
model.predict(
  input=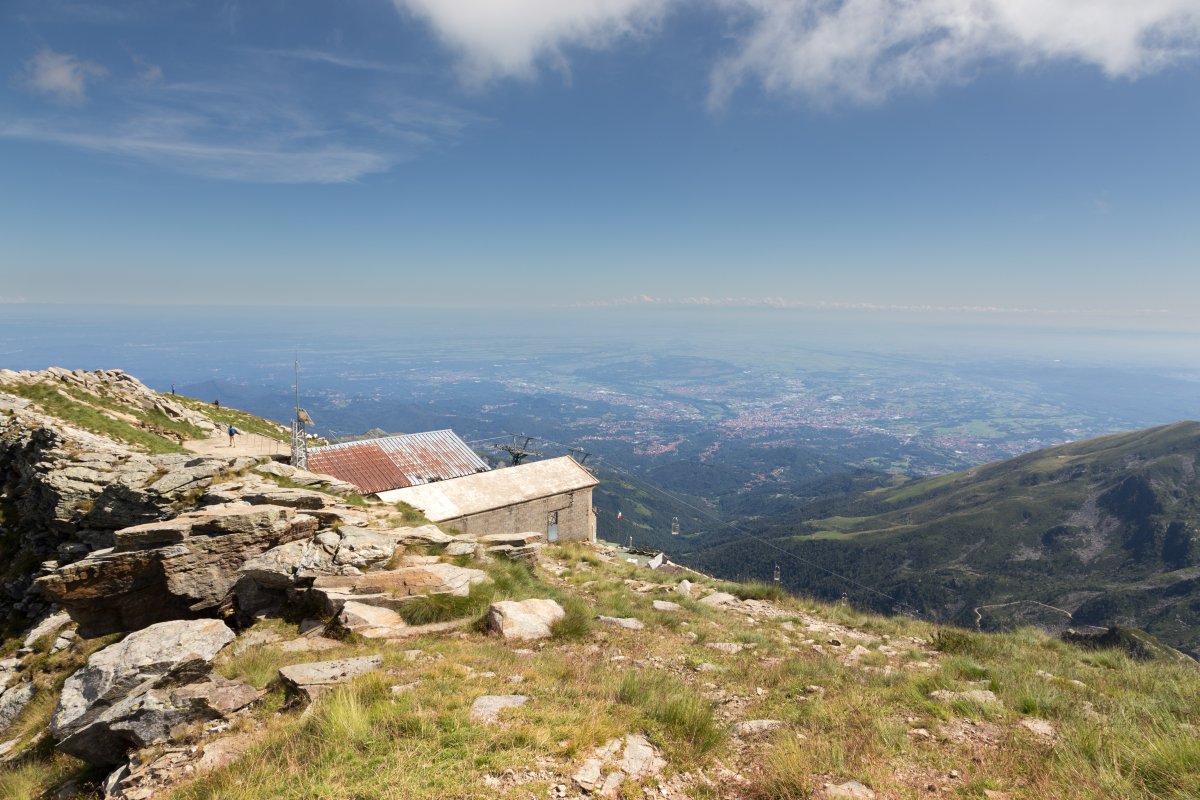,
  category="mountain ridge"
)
[687,421,1200,655]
